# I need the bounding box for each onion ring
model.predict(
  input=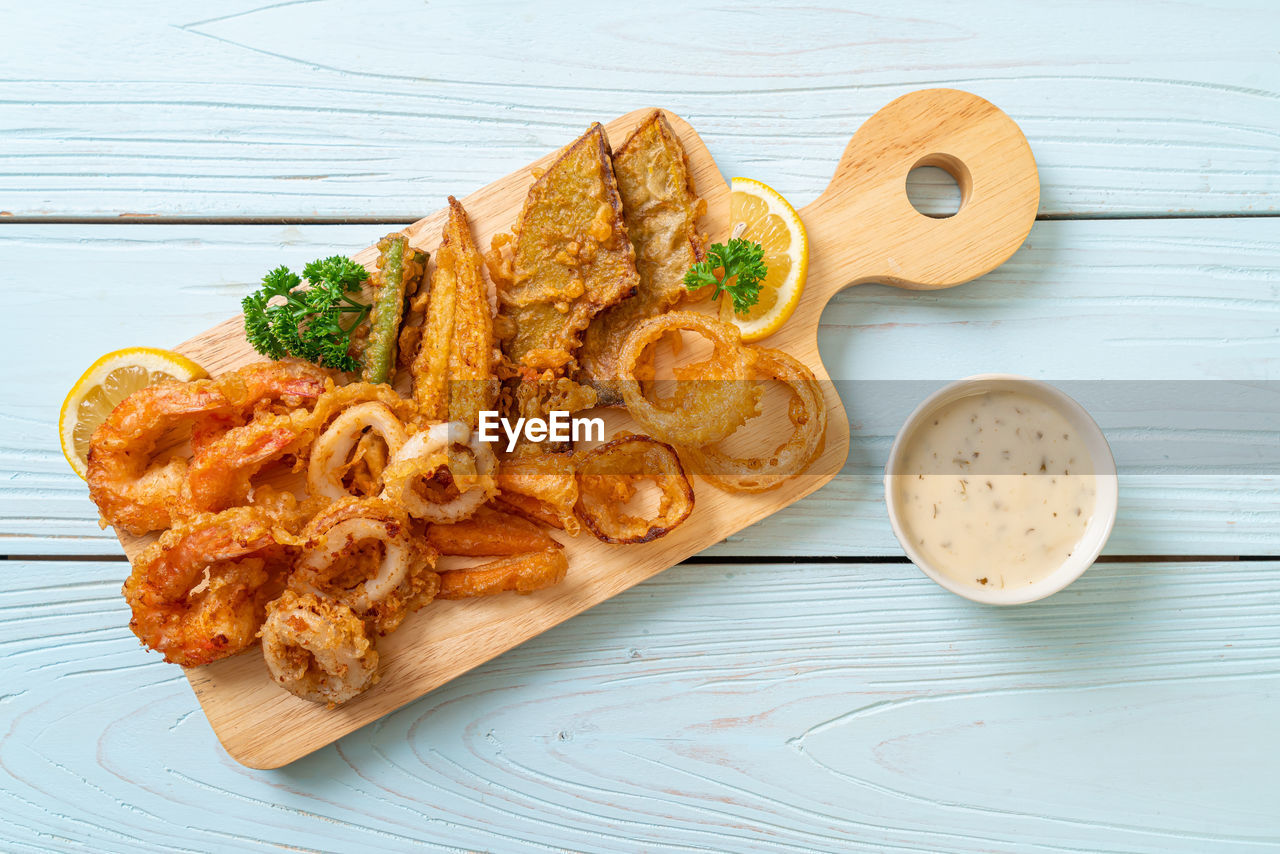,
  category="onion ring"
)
[307,401,409,500]
[575,435,694,544]
[436,549,568,599]
[260,590,379,706]
[681,347,827,493]
[380,422,497,523]
[618,312,761,446]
